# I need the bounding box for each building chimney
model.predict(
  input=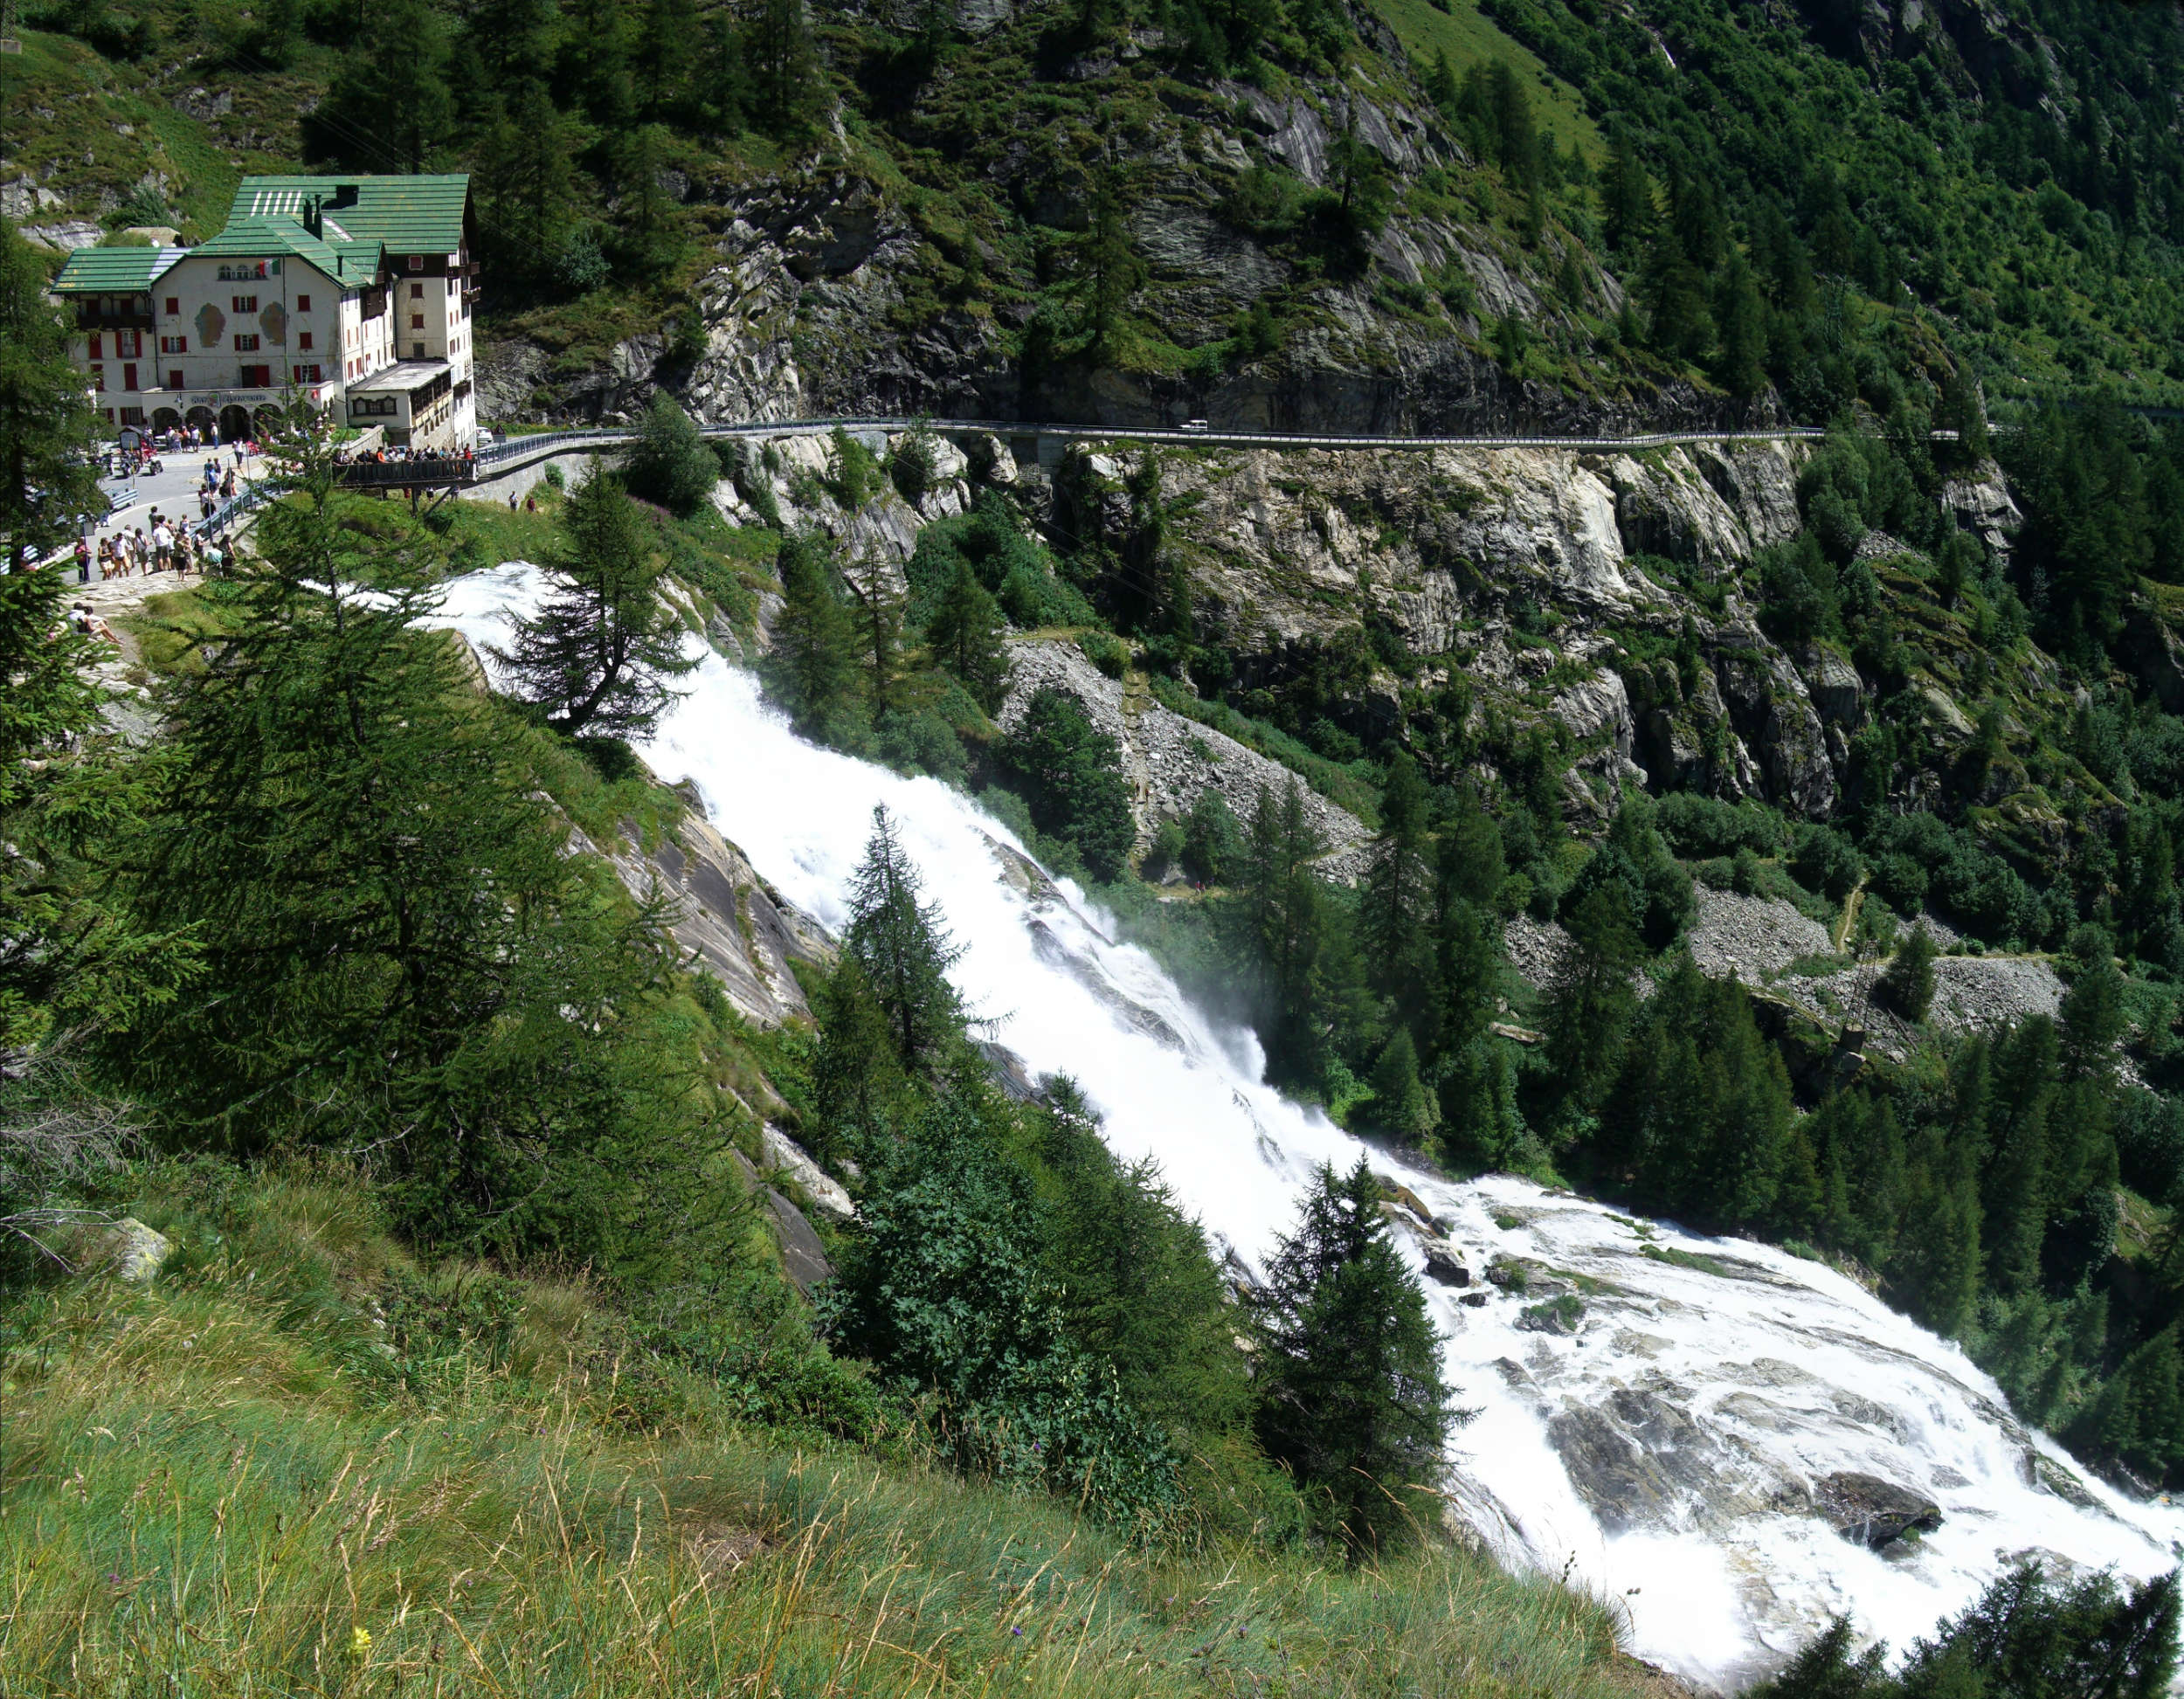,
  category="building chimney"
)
[302,196,321,239]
